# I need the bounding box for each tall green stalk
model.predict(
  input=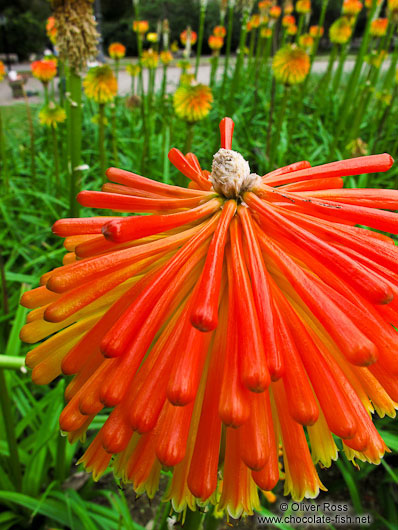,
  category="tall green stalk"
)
[336,0,378,133]
[332,43,348,92]
[0,108,8,189]
[68,71,82,217]
[98,103,106,178]
[22,87,36,181]
[228,7,250,113]
[195,0,207,77]
[221,0,235,97]
[269,84,290,168]
[51,125,61,195]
